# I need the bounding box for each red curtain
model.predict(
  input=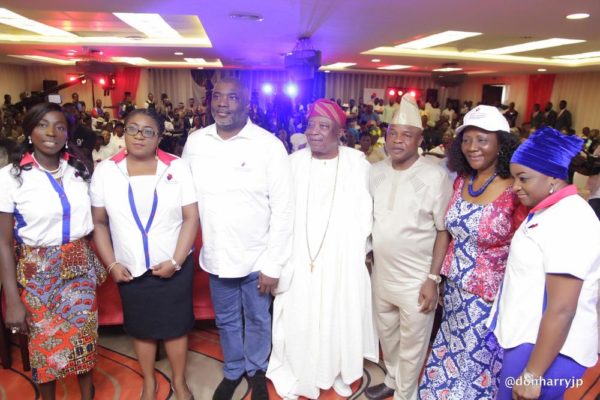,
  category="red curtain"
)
[525,74,555,123]
[110,66,141,118]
